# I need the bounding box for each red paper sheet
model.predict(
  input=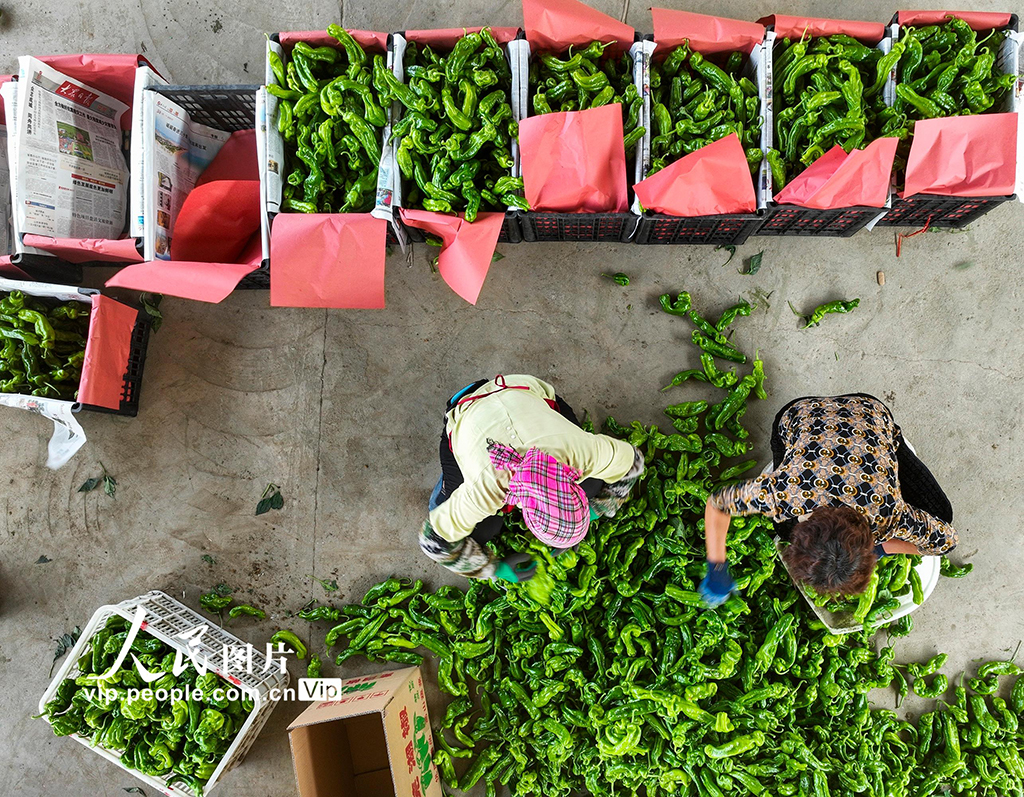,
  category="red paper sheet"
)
[38,54,155,129]
[903,114,1018,198]
[519,104,628,213]
[404,27,521,48]
[652,9,765,56]
[22,235,144,264]
[634,134,756,216]
[279,30,388,50]
[106,260,259,303]
[774,139,898,208]
[757,15,885,44]
[897,10,1012,30]
[270,214,387,309]
[77,295,137,410]
[523,0,635,54]
[400,210,504,305]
